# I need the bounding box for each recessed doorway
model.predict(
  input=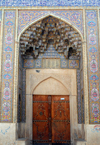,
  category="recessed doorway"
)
[33,95,70,144]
